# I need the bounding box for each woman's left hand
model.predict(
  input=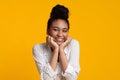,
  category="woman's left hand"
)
[60,36,72,49]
